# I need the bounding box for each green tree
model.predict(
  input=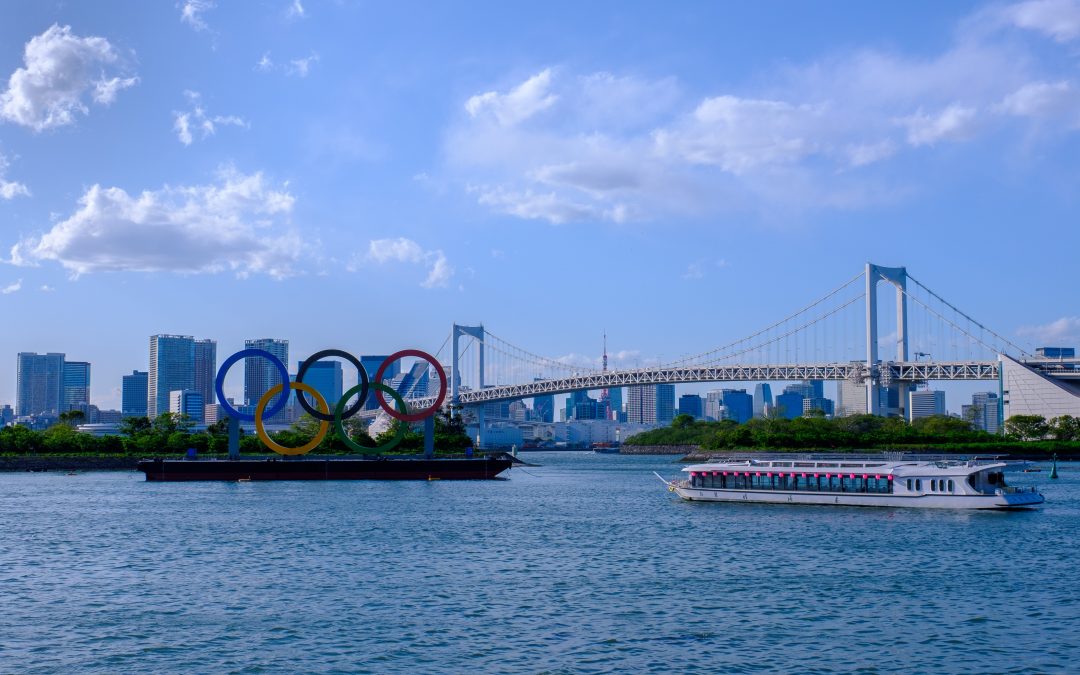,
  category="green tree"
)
[1049,415,1080,441]
[1005,415,1049,441]
[120,416,151,436]
[58,410,86,427]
